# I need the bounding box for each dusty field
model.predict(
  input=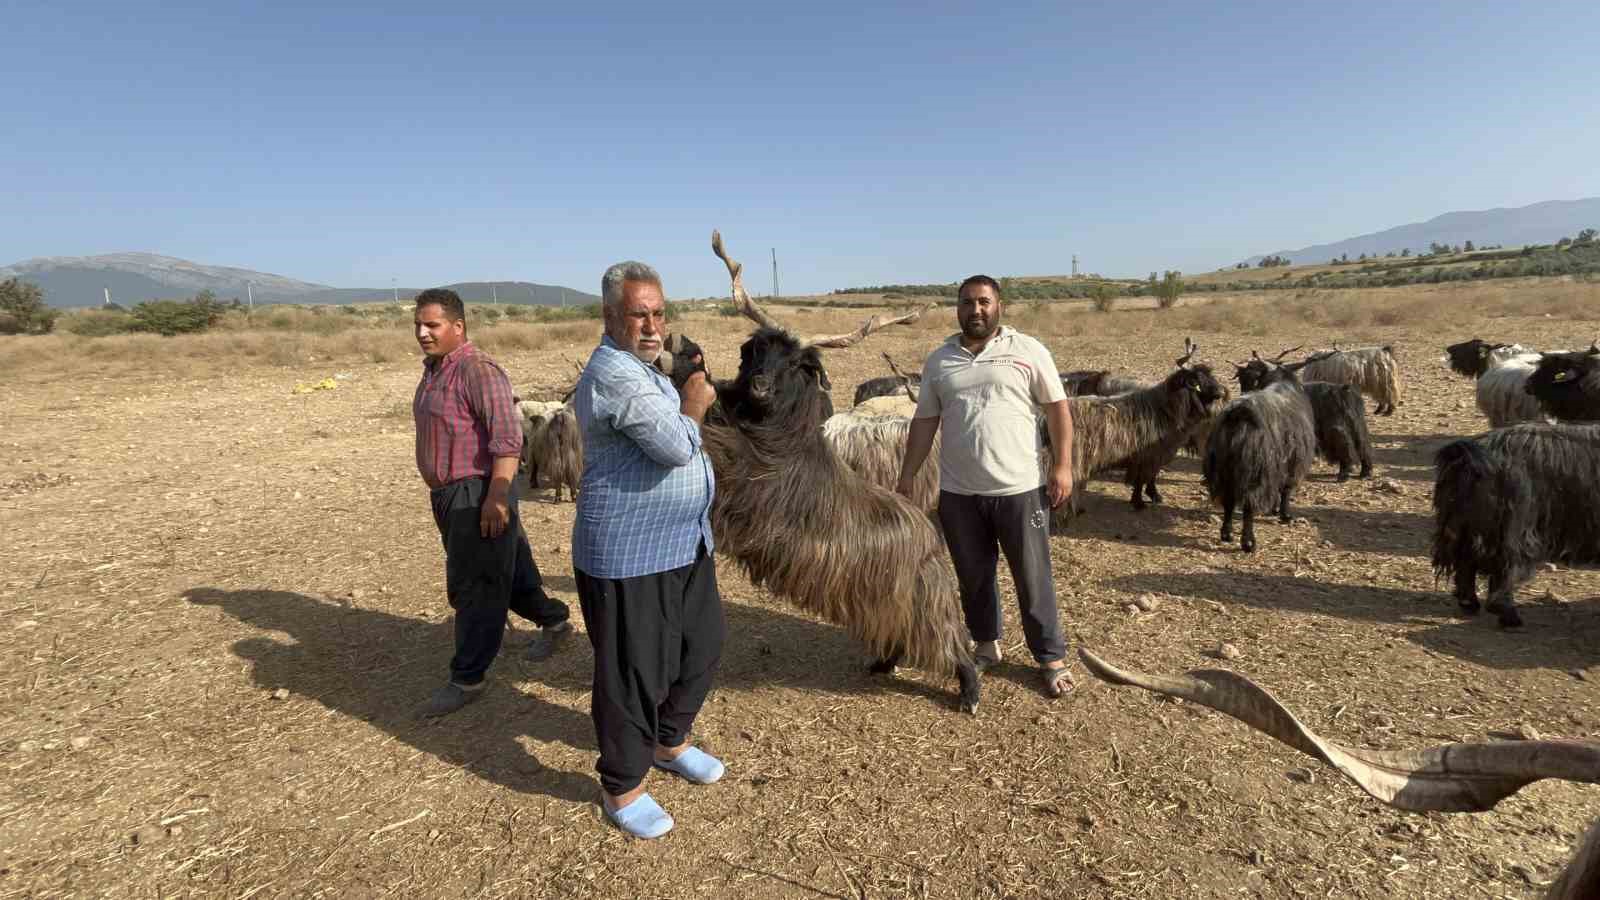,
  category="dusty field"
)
[3,279,1599,898]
